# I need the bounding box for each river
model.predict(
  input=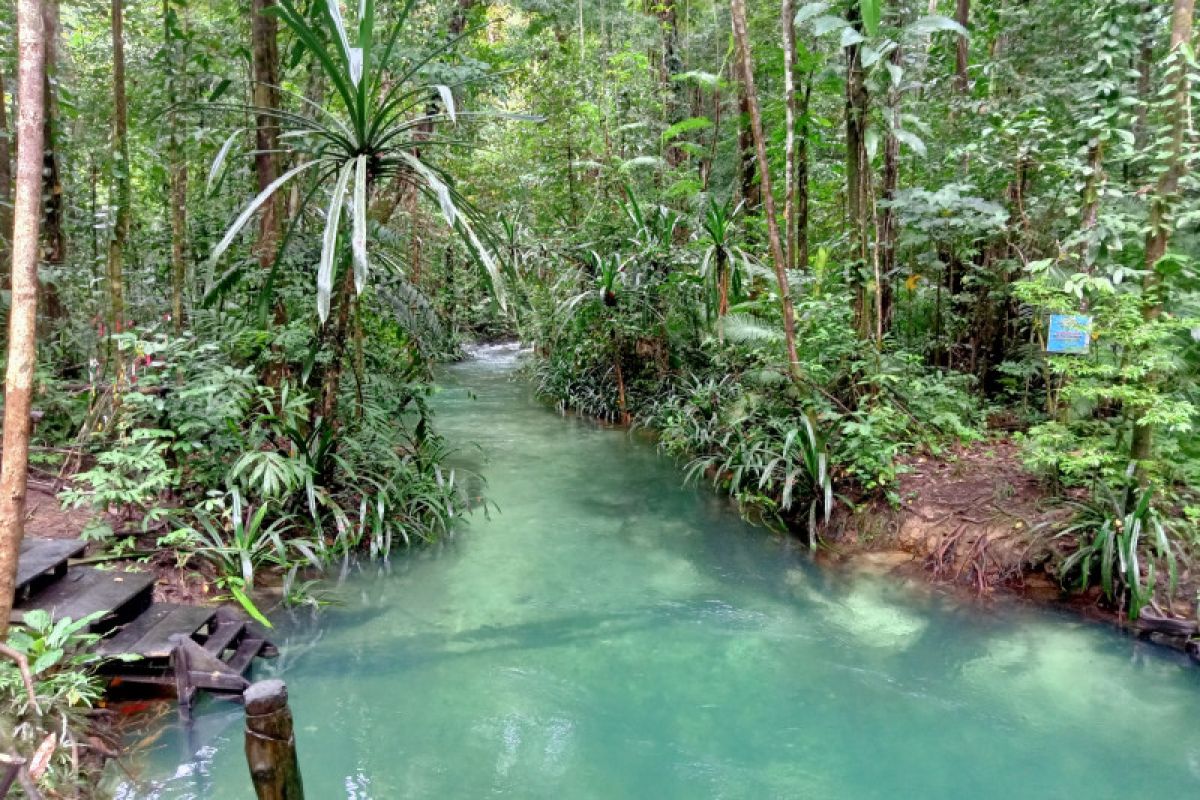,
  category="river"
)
[117,343,1200,798]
